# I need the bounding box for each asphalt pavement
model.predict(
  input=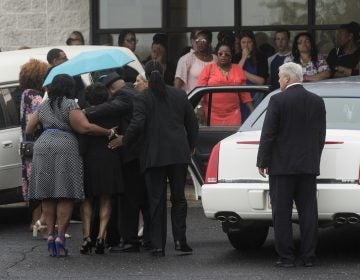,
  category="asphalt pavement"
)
[2,201,360,279]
